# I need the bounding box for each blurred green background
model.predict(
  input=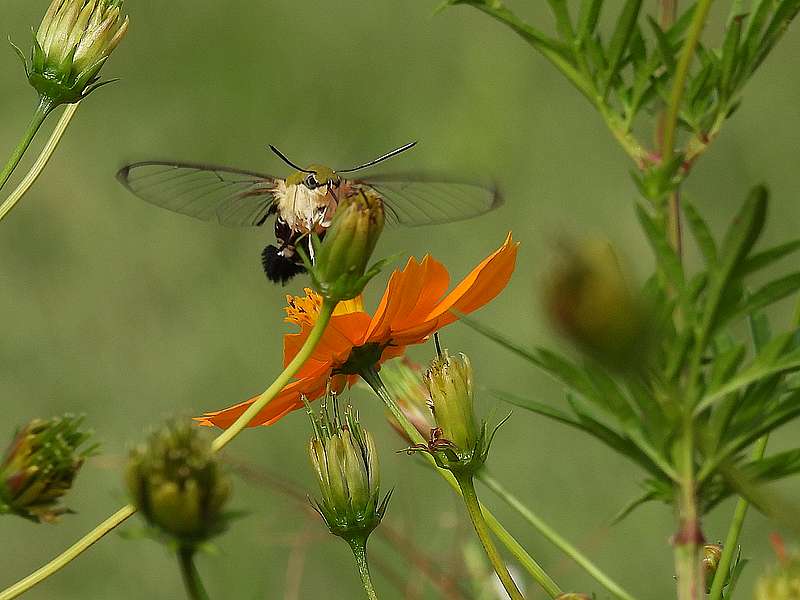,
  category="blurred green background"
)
[1,1,799,598]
